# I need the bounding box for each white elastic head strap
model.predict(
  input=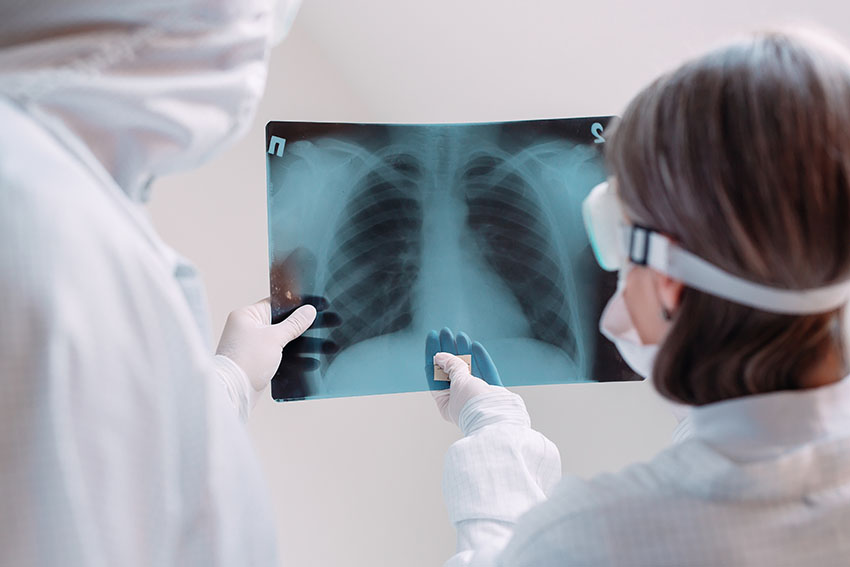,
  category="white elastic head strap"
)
[627,227,850,315]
